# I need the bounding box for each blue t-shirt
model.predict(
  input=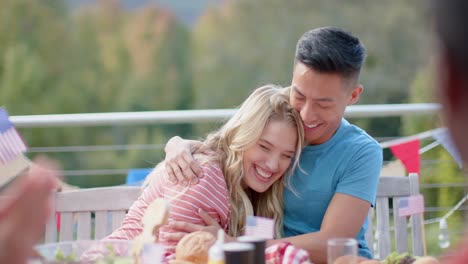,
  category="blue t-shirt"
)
[283,119,382,259]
